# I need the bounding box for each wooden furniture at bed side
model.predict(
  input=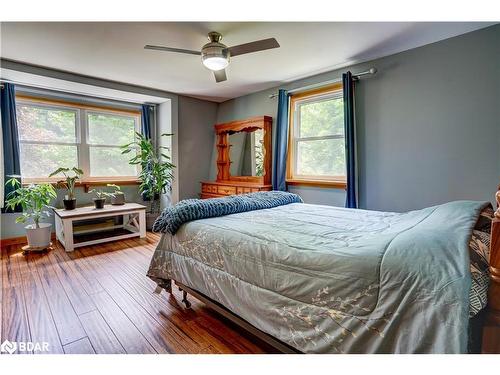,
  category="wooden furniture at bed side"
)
[482,190,500,353]
[201,116,273,199]
[201,180,272,199]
